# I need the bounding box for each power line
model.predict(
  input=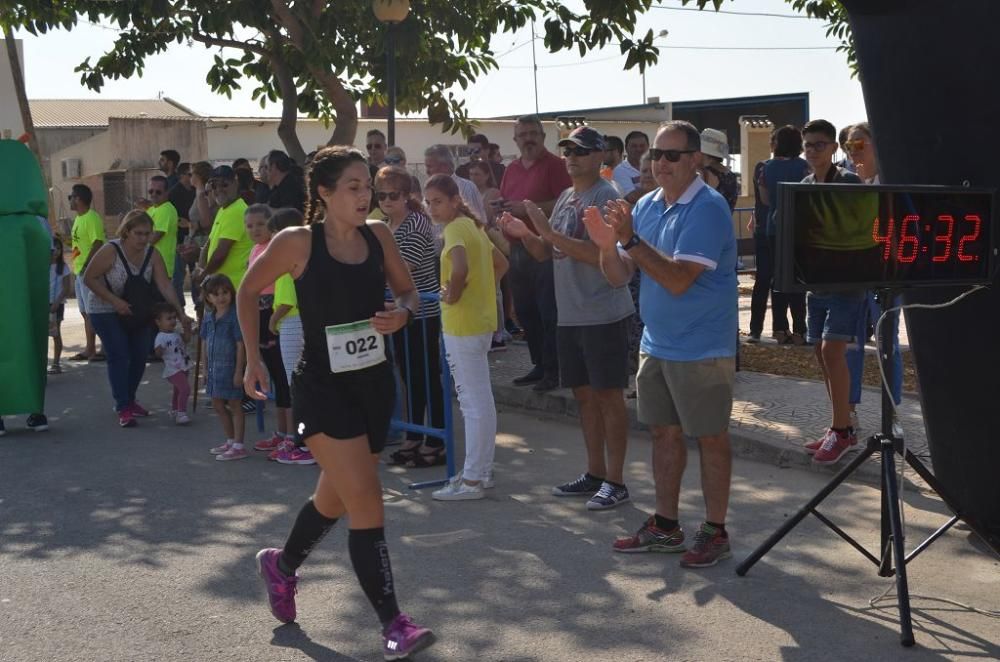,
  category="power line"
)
[502,43,836,68]
[651,4,811,19]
